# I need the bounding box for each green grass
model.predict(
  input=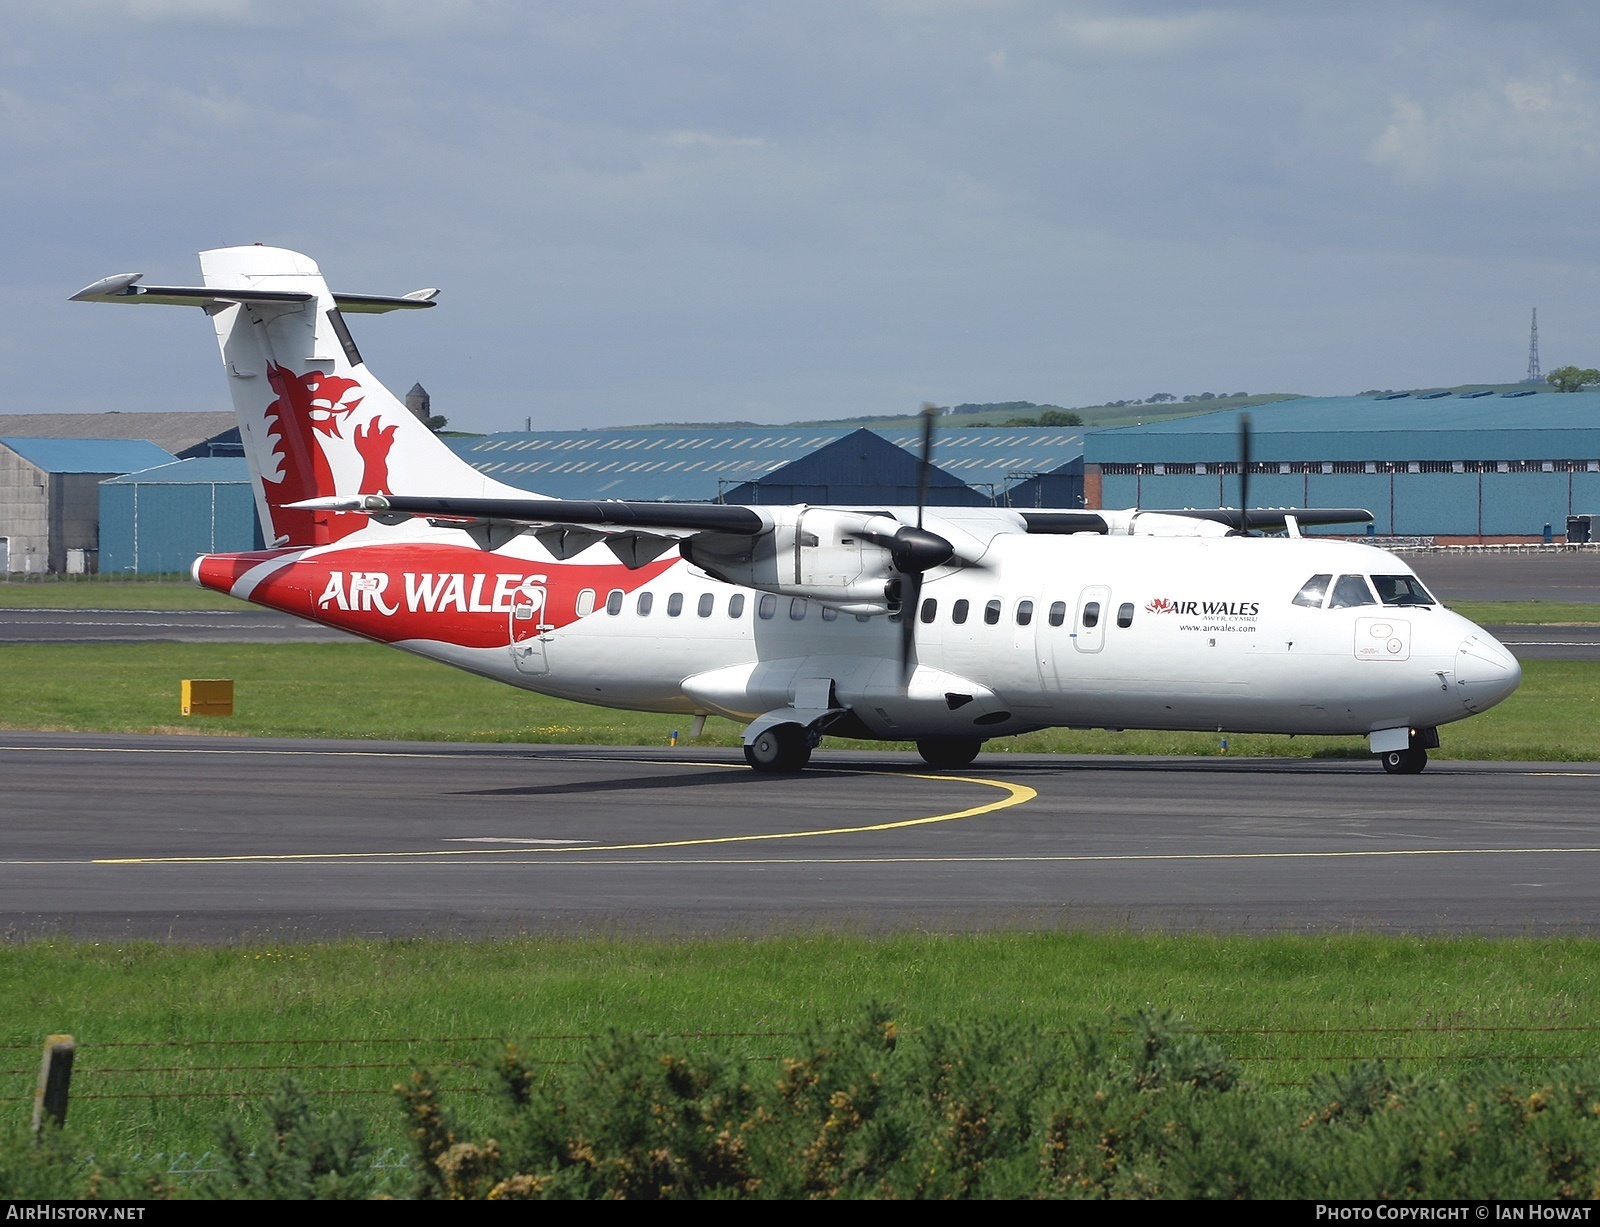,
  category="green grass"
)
[1449,599,1600,626]
[0,578,246,610]
[0,641,1592,759]
[5,933,1600,1162]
